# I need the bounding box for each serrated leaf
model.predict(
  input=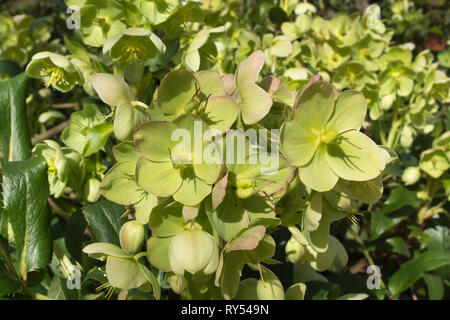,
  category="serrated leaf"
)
[3,156,51,280]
